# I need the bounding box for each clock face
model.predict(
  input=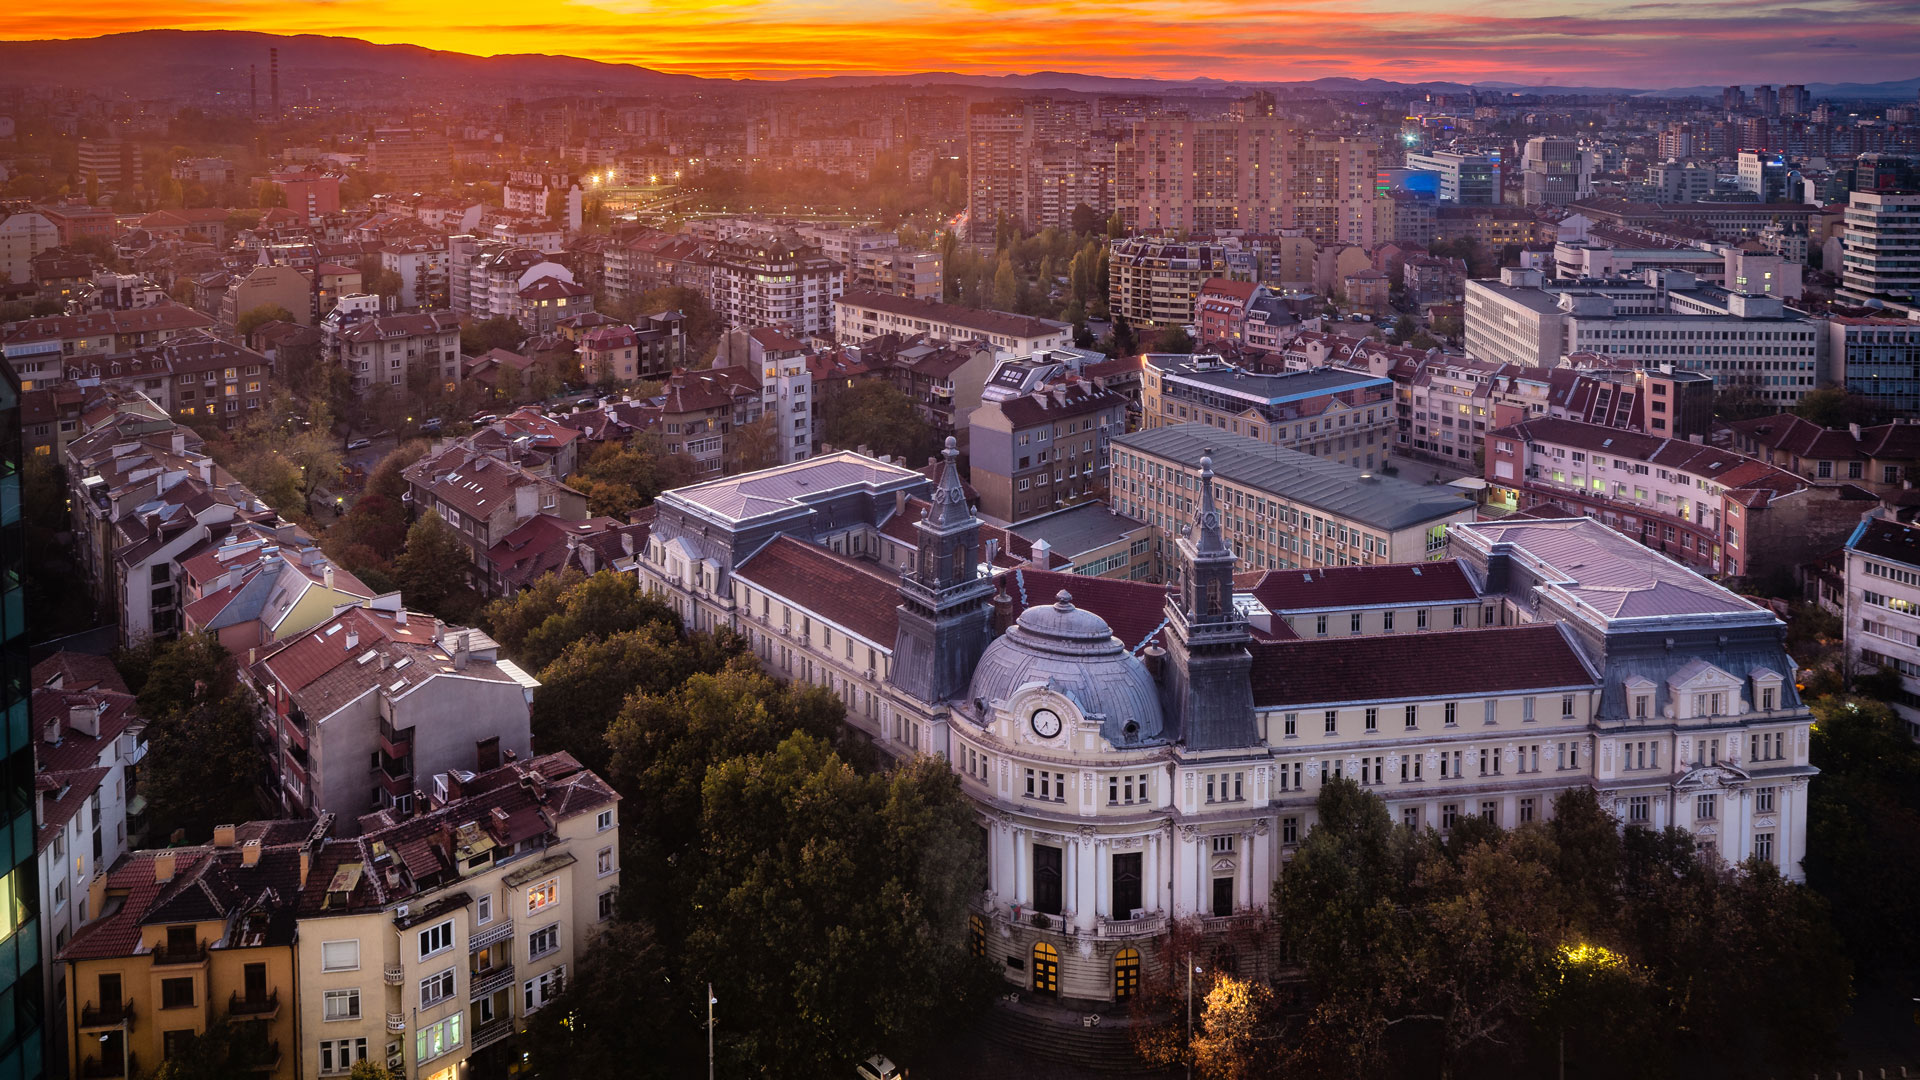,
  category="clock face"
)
[1031,708,1062,738]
